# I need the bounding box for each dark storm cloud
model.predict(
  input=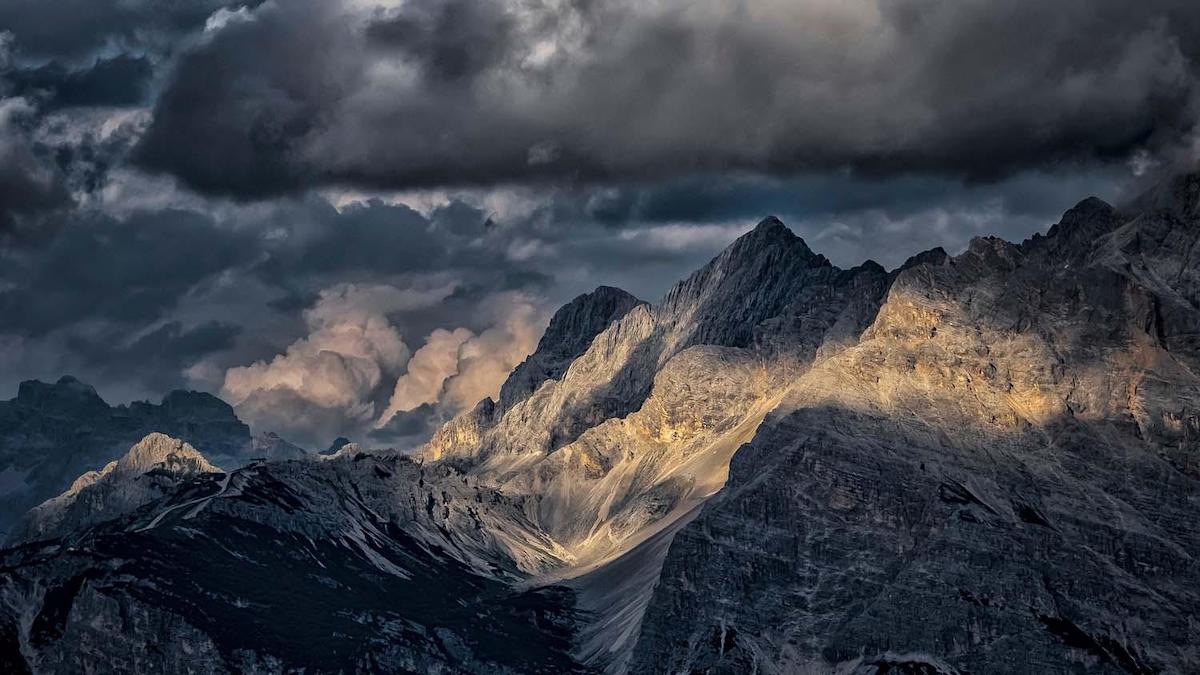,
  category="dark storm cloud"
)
[133,0,1200,198]
[133,3,362,197]
[0,99,72,240]
[365,0,516,83]
[0,208,257,335]
[65,320,242,394]
[7,56,153,109]
[0,0,260,60]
